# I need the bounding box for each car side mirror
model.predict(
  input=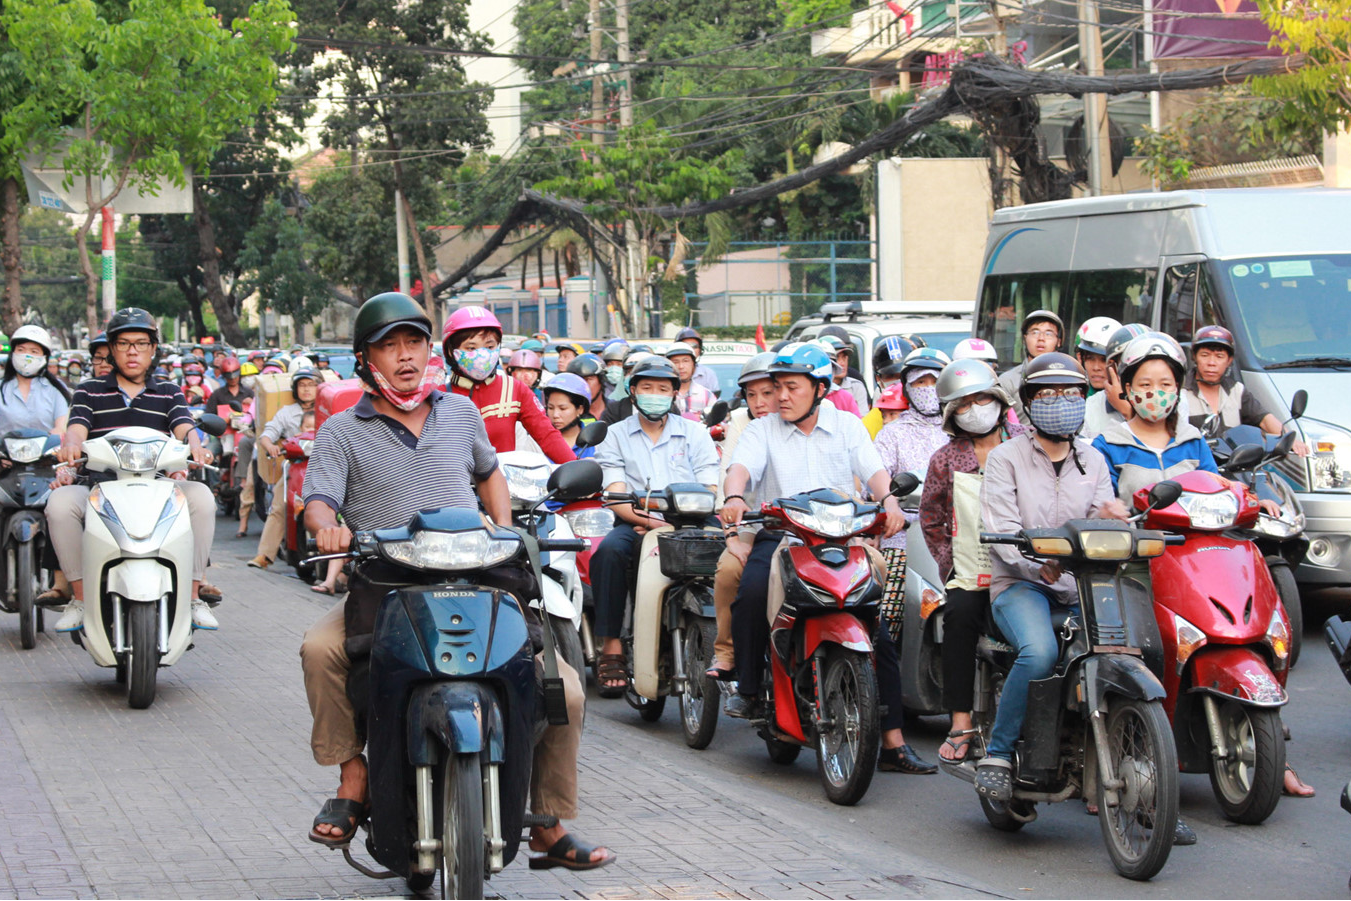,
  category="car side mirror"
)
[1228,443,1265,471]
[704,400,729,428]
[548,459,603,500]
[575,421,608,449]
[1289,389,1307,421]
[1147,480,1183,511]
[196,414,228,437]
[889,472,920,498]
